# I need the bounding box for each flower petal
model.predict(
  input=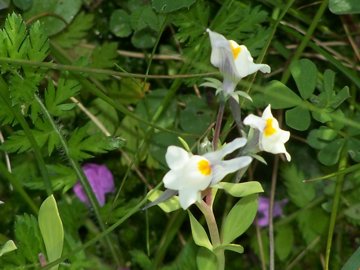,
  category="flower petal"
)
[204,137,247,163]
[211,156,252,184]
[163,170,181,190]
[243,114,266,131]
[234,45,271,78]
[165,146,190,170]
[207,29,239,83]
[178,188,200,209]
